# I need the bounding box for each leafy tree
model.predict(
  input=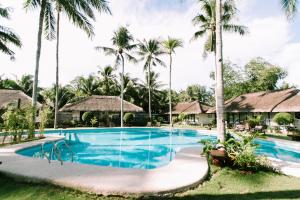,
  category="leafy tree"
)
[162,37,183,127]
[42,85,75,110]
[71,75,100,97]
[137,39,166,122]
[0,5,22,59]
[179,84,214,104]
[98,65,118,95]
[273,113,294,126]
[95,26,137,127]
